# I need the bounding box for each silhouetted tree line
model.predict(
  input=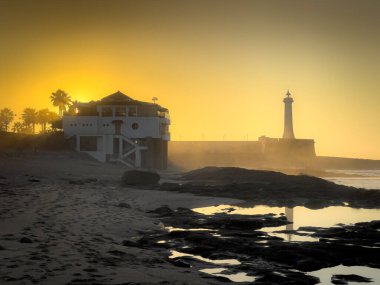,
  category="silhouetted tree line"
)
[0,89,72,134]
